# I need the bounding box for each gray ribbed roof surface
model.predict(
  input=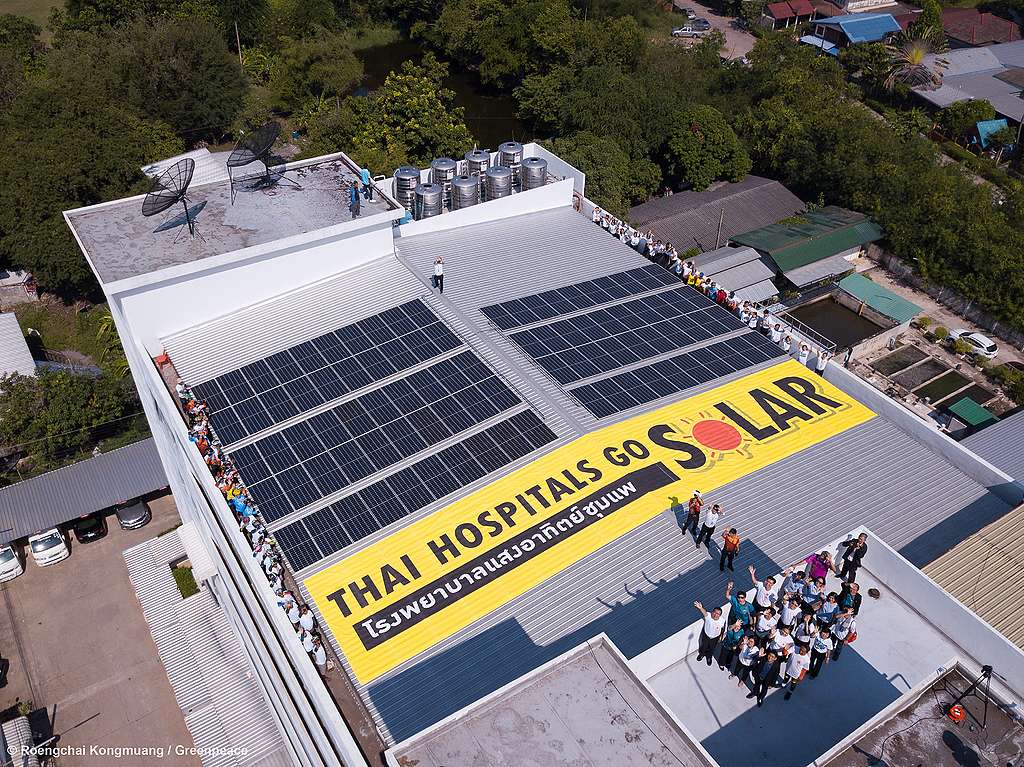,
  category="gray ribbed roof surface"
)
[0,312,36,378]
[691,245,779,301]
[124,531,292,767]
[962,409,1024,480]
[0,438,167,543]
[783,253,855,287]
[629,176,805,253]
